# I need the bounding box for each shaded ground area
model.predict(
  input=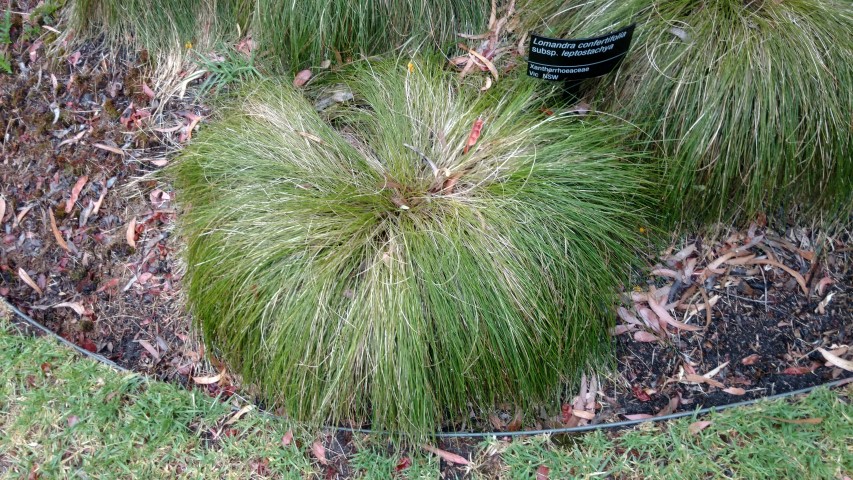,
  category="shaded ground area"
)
[1,2,851,448]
